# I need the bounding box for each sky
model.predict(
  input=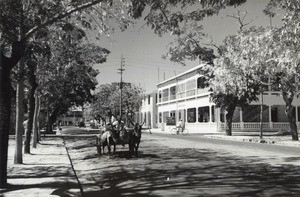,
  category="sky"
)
[93,0,280,94]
